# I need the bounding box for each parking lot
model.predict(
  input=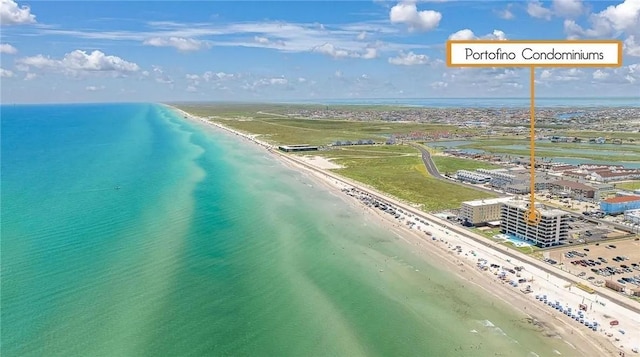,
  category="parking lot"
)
[547,238,640,293]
